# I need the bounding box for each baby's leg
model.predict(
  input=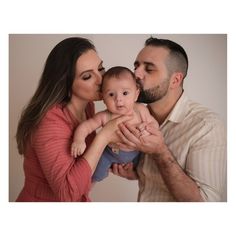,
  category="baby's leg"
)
[92,150,114,182]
